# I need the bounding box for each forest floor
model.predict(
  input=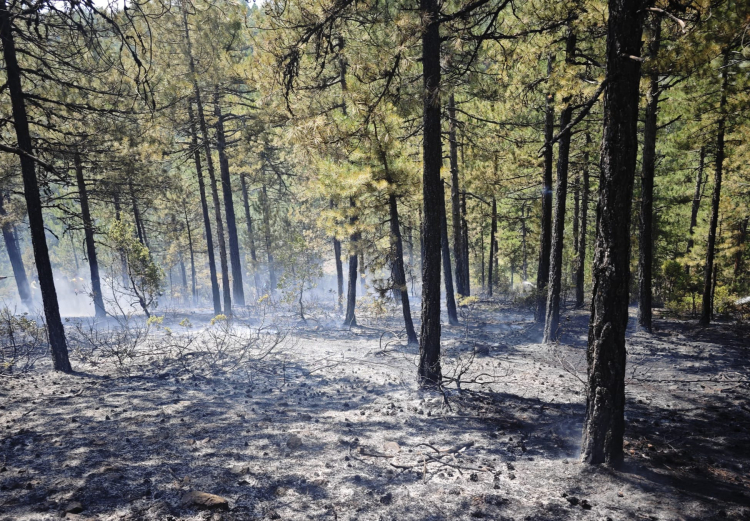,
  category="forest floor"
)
[1,299,749,521]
